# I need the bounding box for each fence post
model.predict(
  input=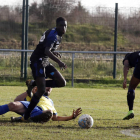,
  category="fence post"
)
[113,3,118,79]
[21,0,26,78]
[24,0,29,80]
[71,53,75,87]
